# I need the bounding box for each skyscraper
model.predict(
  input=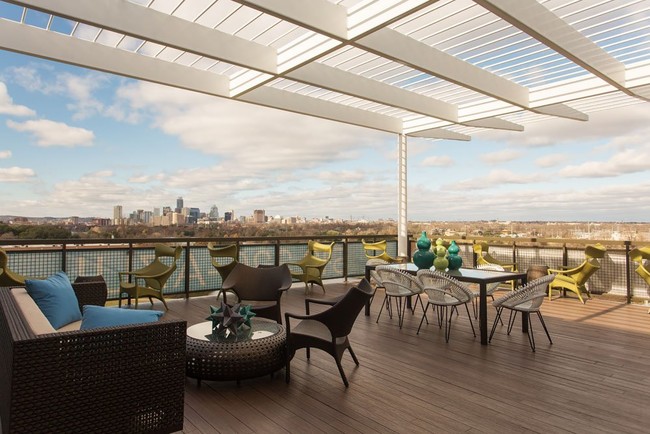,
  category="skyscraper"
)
[176,197,183,213]
[113,205,123,225]
[253,209,266,224]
